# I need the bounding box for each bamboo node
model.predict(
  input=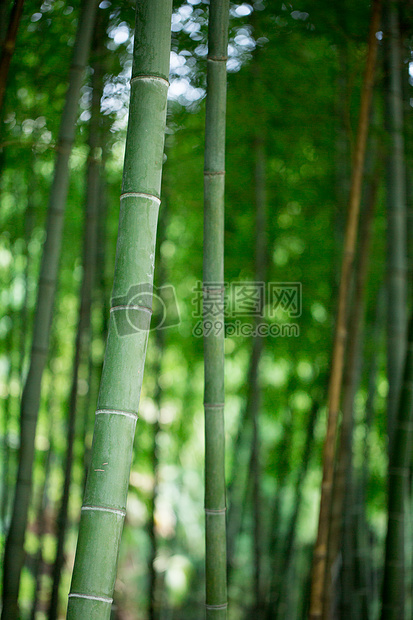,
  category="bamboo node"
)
[95,408,138,421]
[82,505,126,517]
[130,74,169,88]
[205,508,226,515]
[207,56,228,62]
[205,603,228,609]
[120,191,161,206]
[68,593,113,604]
[204,170,225,176]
